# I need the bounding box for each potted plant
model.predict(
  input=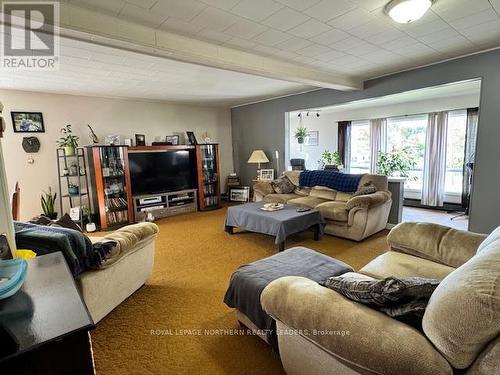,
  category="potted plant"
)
[68,182,79,196]
[319,150,342,170]
[41,187,57,220]
[294,126,308,144]
[83,206,96,233]
[57,124,79,156]
[377,147,417,179]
